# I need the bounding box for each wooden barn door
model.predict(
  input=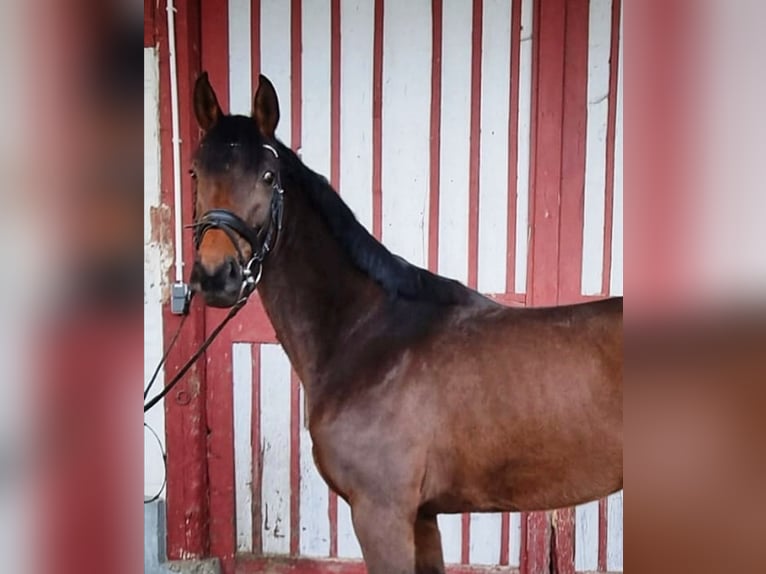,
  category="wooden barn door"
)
[155,1,623,573]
